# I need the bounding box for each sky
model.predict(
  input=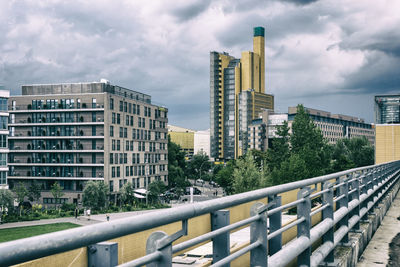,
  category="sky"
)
[0,0,399,130]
